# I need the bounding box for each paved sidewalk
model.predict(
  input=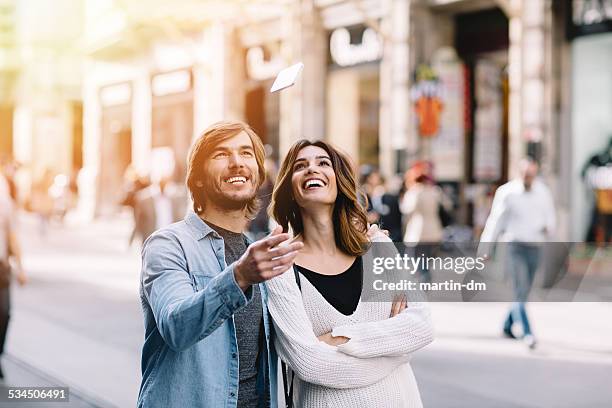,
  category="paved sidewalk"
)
[5,211,612,407]
[7,211,142,408]
[1,354,105,408]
